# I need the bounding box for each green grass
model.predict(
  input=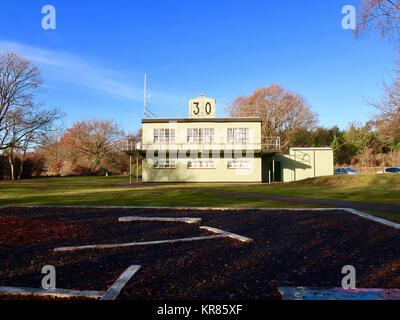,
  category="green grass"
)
[0,176,320,208]
[196,174,400,205]
[1,174,399,223]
